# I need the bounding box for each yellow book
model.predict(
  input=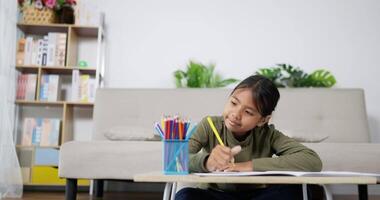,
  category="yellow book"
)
[31,166,89,185]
